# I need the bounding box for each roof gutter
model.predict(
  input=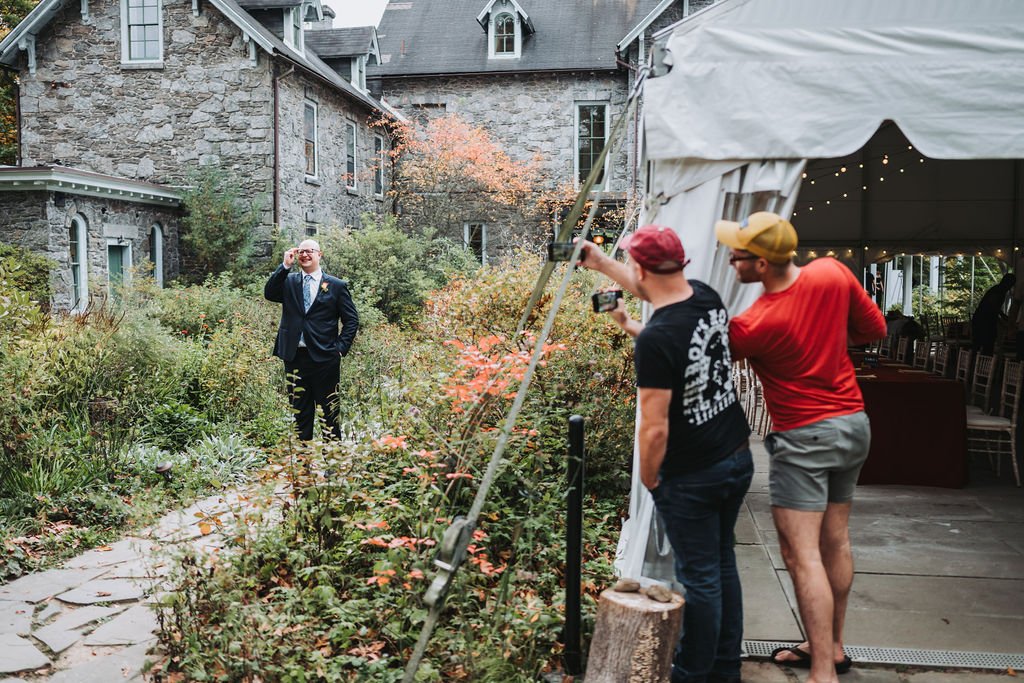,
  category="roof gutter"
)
[367,66,622,81]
